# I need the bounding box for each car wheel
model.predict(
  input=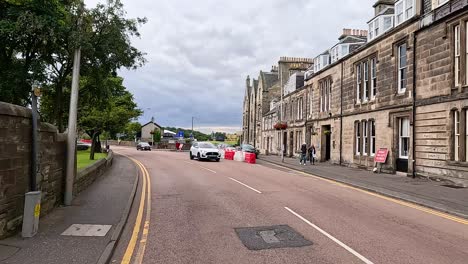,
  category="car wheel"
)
[216,158,220,162]
[197,153,201,161]
[190,152,194,160]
